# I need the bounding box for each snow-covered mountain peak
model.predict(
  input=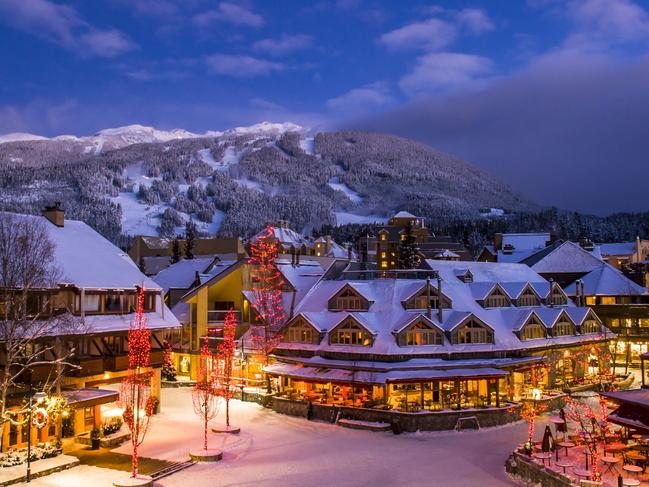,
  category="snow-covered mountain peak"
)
[0,132,48,143]
[96,124,199,143]
[227,121,304,137]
